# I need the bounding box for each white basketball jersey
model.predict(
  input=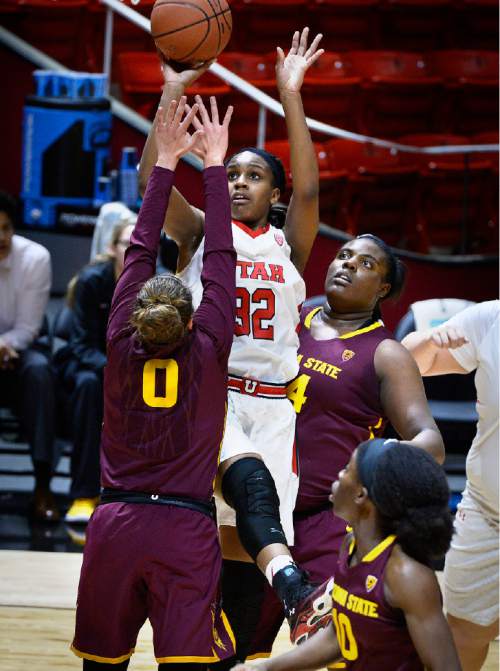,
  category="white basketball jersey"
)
[179,221,305,383]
